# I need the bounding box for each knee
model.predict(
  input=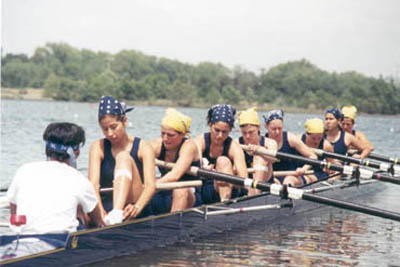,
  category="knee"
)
[283,176,298,187]
[215,156,232,170]
[172,188,190,199]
